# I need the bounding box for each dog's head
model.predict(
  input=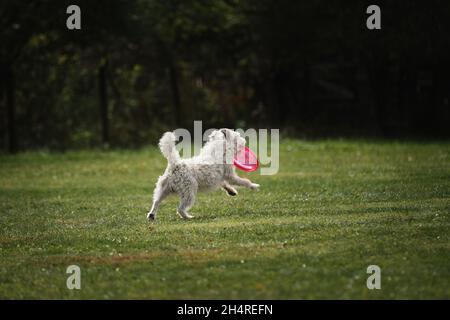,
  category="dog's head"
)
[208,128,246,163]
